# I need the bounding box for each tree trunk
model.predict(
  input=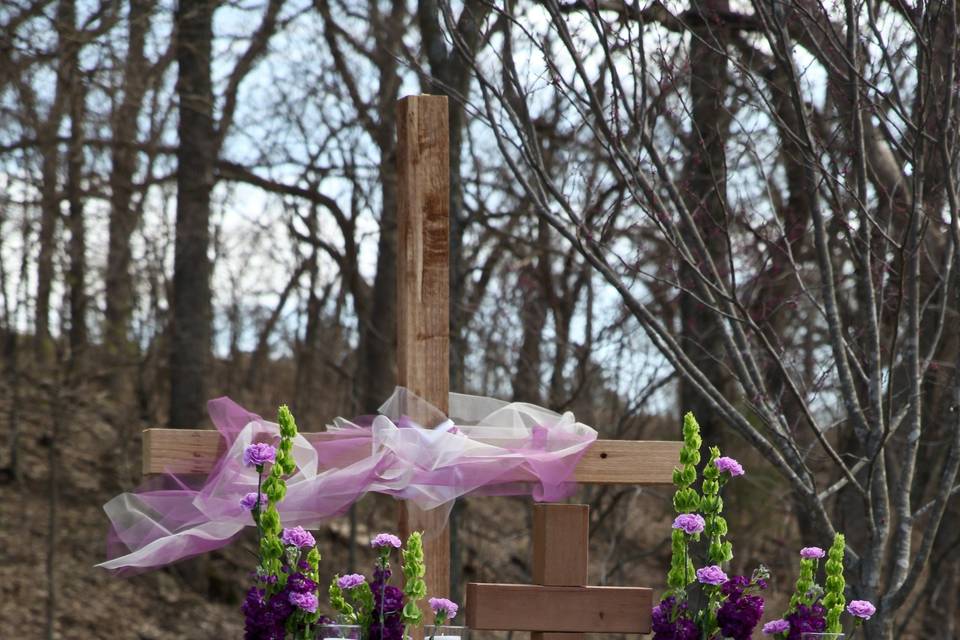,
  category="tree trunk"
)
[169,0,215,428]
[105,0,153,393]
[678,0,732,445]
[511,263,547,404]
[66,55,86,374]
